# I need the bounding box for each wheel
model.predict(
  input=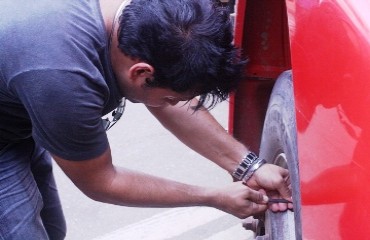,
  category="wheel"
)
[258,70,302,239]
